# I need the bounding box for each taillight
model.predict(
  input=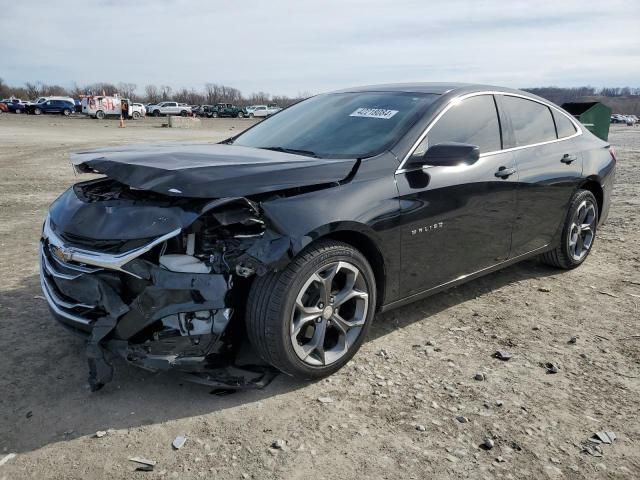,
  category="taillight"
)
[609,146,617,163]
